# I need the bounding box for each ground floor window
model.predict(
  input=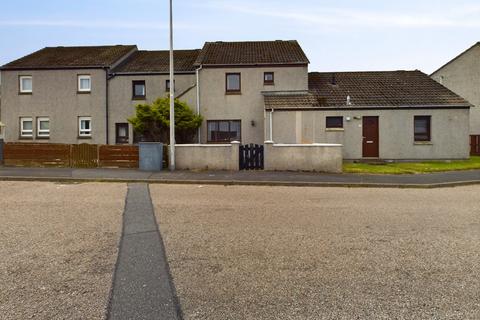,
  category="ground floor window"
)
[37,117,50,138]
[78,117,92,137]
[20,117,33,138]
[207,120,241,143]
[326,116,343,129]
[116,123,129,144]
[414,116,431,141]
